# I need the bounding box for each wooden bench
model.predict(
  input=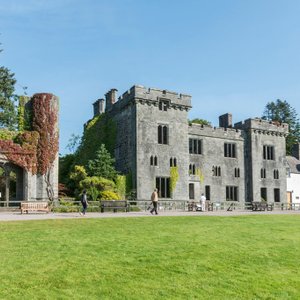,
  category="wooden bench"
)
[20,201,50,214]
[100,200,129,213]
[251,202,273,211]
